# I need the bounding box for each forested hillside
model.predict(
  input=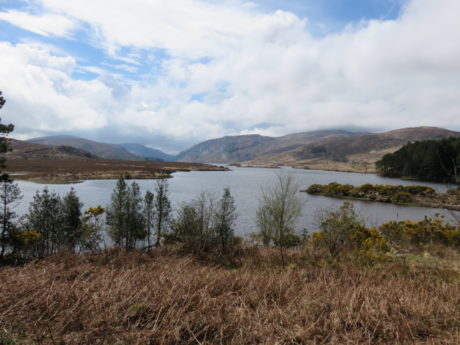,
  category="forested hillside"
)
[376,137,460,182]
